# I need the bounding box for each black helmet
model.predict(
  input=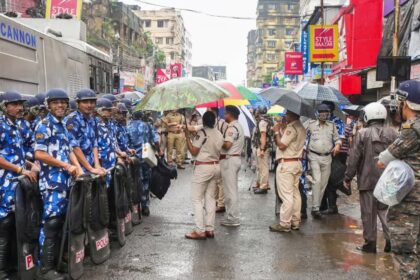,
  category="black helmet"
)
[75,89,97,102]
[69,100,77,110]
[45,88,69,103]
[1,91,26,105]
[25,96,40,108]
[120,98,132,111]
[398,80,420,111]
[131,110,144,120]
[116,102,129,114]
[96,98,113,110]
[35,92,46,104]
[257,106,268,115]
[102,94,117,103]
[317,103,331,112]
